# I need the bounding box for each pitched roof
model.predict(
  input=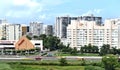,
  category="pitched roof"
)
[15,36,34,50]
